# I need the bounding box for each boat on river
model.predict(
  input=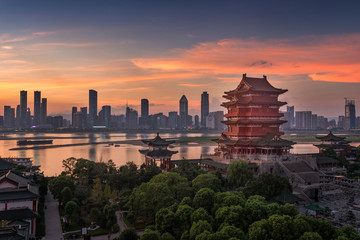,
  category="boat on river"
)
[17,140,53,146]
